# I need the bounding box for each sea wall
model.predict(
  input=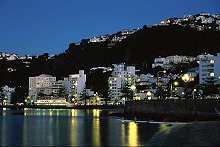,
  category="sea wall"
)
[125,99,220,114]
